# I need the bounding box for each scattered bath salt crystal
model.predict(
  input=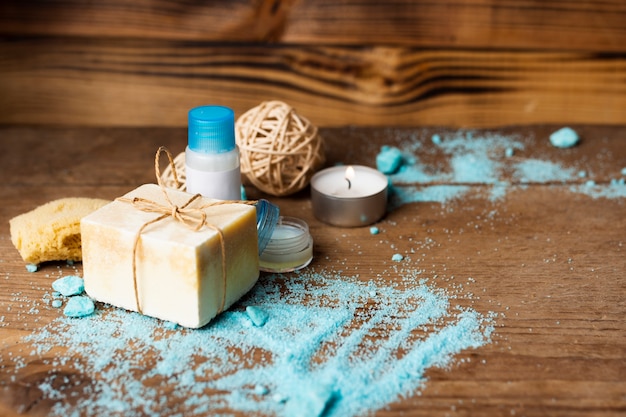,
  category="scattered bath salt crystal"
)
[621,167,626,176]
[273,393,288,404]
[391,253,404,262]
[10,271,494,417]
[376,145,403,174]
[284,380,335,417]
[163,321,179,330]
[431,134,442,145]
[369,226,379,235]
[585,180,596,187]
[25,264,38,273]
[577,170,587,178]
[390,185,470,208]
[505,147,514,158]
[514,159,576,183]
[63,296,95,318]
[51,300,63,308]
[570,182,626,199]
[52,275,84,297]
[254,385,270,396]
[246,306,269,327]
[369,290,377,297]
[549,127,579,148]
